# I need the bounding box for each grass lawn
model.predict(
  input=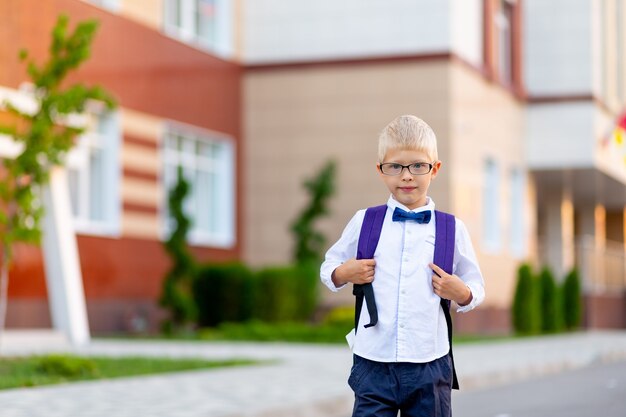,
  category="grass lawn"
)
[0,354,257,390]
